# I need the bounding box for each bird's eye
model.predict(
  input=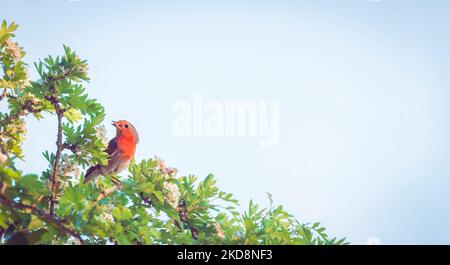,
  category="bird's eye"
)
[124,124,129,128]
